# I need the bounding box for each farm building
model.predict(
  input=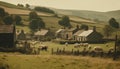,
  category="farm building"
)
[73,27,103,42]
[0,25,16,48]
[55,29,64,38]
[16,29,33,40]
[16,30,26,40]
[56,27,79,40]
[34,29,49,41]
